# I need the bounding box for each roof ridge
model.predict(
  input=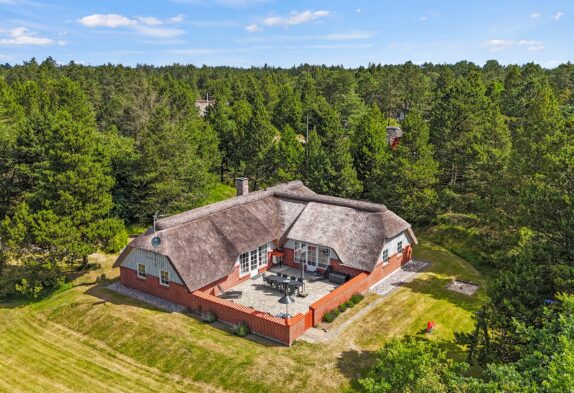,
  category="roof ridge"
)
[155,180,306,231]
[272,191,387,213]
